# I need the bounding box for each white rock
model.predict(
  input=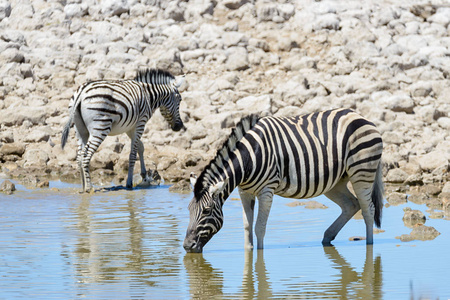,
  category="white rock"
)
[64,3,88,18]
[222,31,247,47]
[257,3,294,22]
[416,151,449,172]
[236,95,272,115]
[226,47,249,71]
[314,13,340,31]
[437,117,450,130]
[0,30,25,44]
[164,1,185,21]
[427,7,450,27]
[386,94,415,113]
[100,0,129,16]
[0,0,11,21]
[0,48,24,63]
